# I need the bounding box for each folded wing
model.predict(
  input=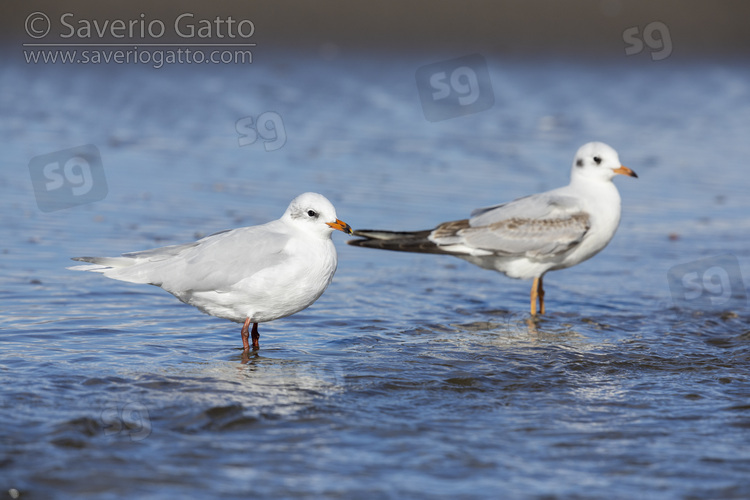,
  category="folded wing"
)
[349,191,591,260]
[70,222,292,292]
